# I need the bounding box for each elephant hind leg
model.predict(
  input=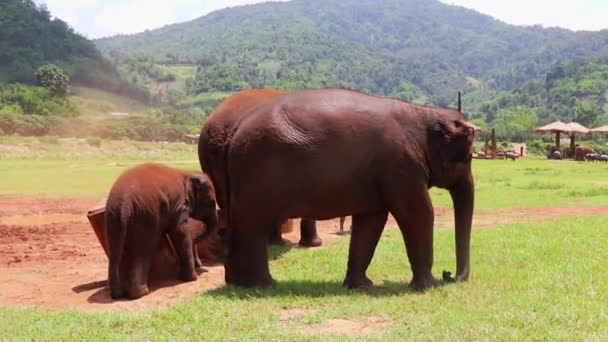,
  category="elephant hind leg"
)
[343,211,388,289]
[125,223,160,299]
[225,214,273,288]
[169,222,198,282]
[107,214,127,300]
